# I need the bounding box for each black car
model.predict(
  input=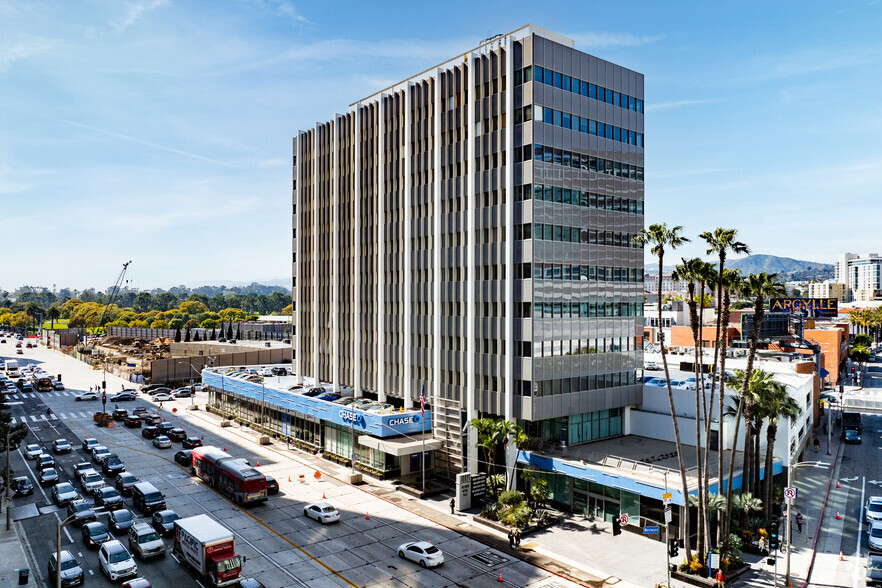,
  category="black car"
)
[112,409,128,421]
[265,475,279,495]
[182,436,203,449]
[143,414,162,427]
[174,450,192,467]
[67,500,97,526]
[94,486,124,509]
[109,392,136,402]
[158,421,174,435]
[11,476,34,497]
[141,426,160,439]
[151,509,180,537]
[103,455,125,475]
[115,472,138,496]
[81,521,110,548]
[108,508,136,534]
[147,387,171,396]
[167,427,186,442]
[271,367,288,376]
[39,467,59,486]
[47,550,84,587]
[141,384,165,393]
[37,454,56,470]
[124,415,142,428]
